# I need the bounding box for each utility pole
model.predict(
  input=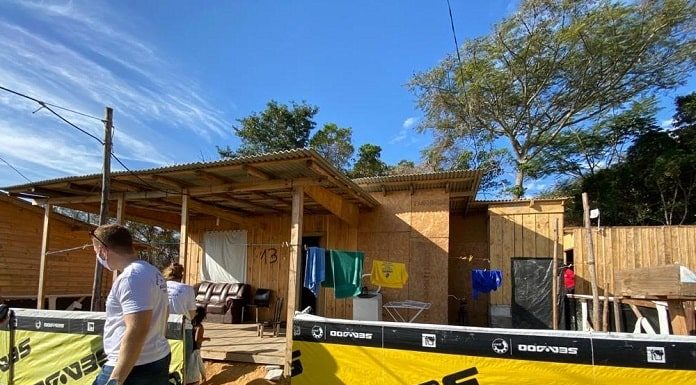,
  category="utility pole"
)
[91,107,113,312]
